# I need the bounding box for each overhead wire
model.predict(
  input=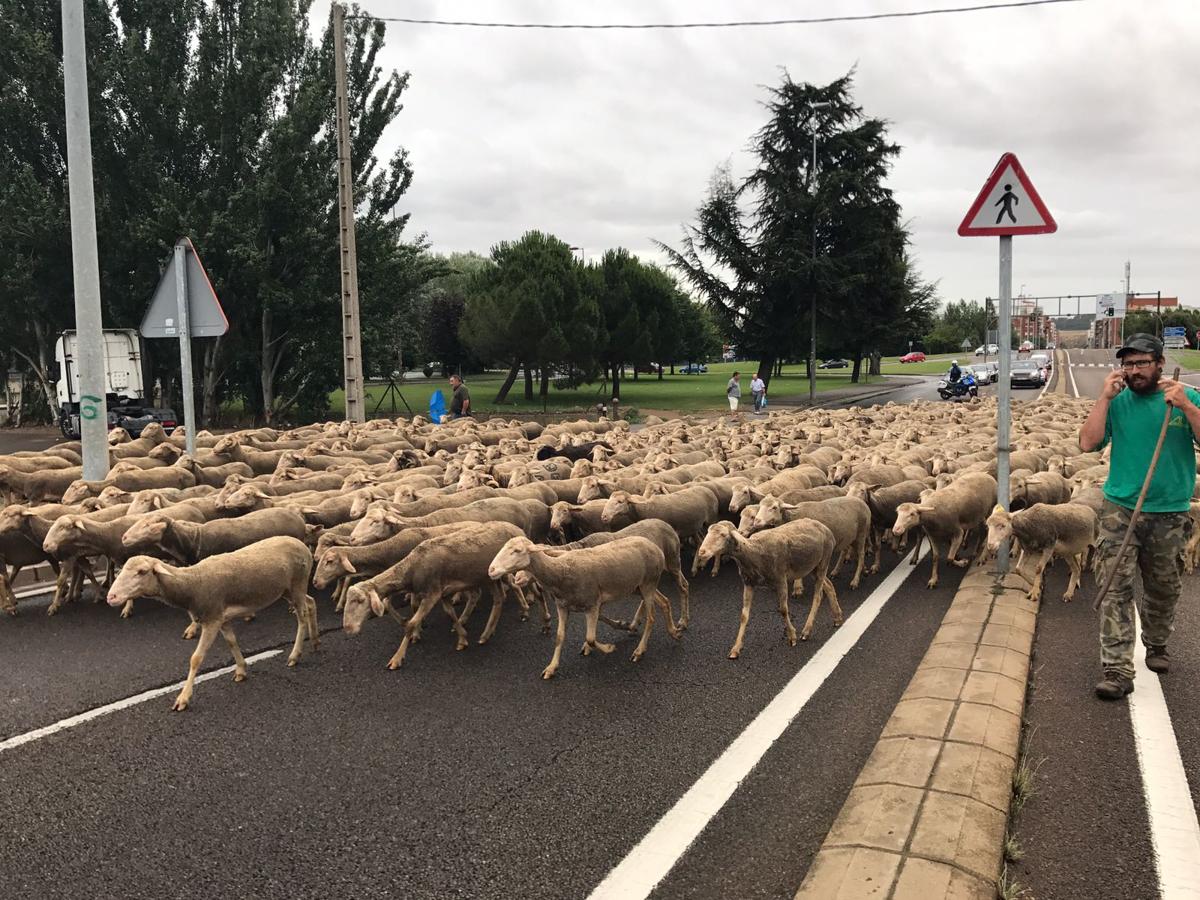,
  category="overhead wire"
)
[345,0,1084,29]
